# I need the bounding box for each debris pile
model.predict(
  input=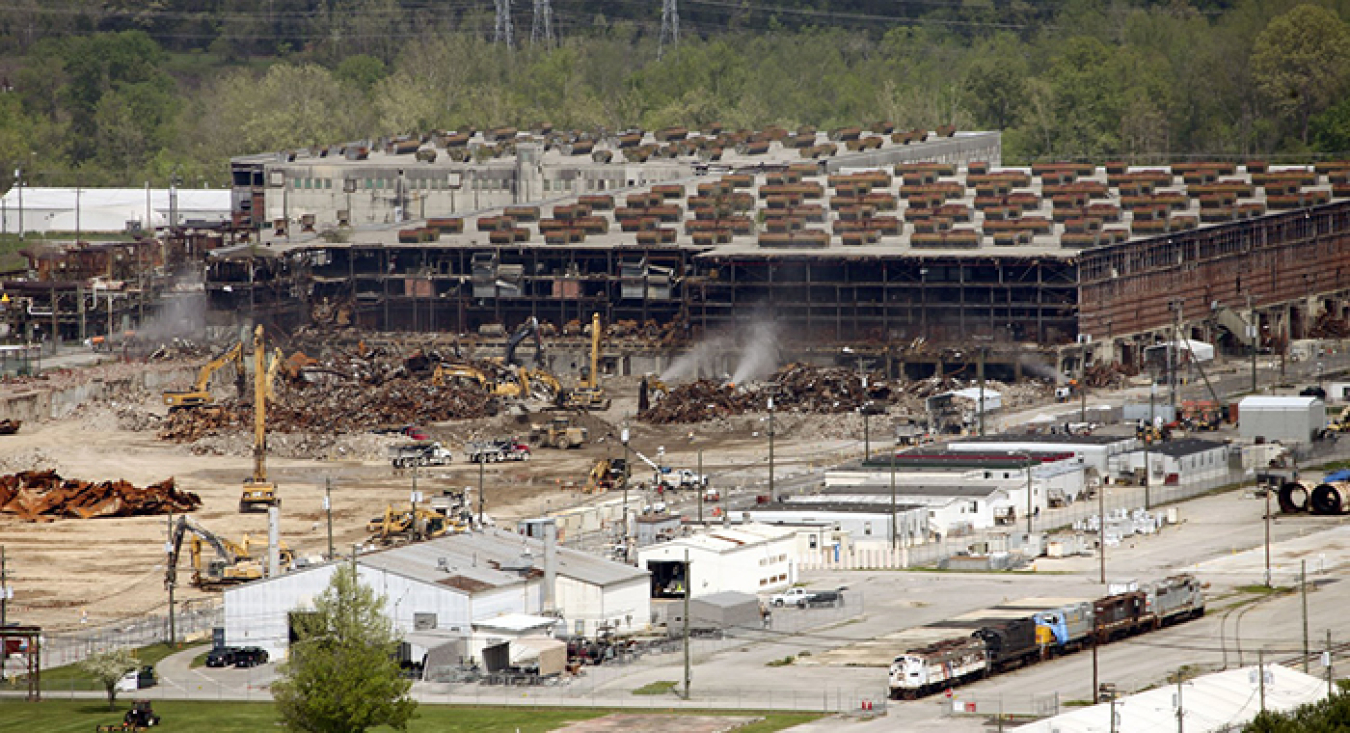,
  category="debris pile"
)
[1308,311,1350,339]
[1082,361,1135,389]
[640,364,1052,425]
[0,469,199,521]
